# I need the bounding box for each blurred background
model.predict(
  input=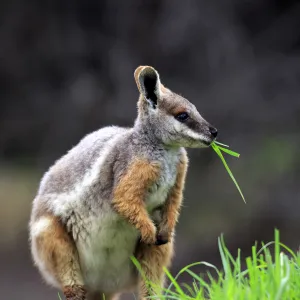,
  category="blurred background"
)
[1,0,300,299]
